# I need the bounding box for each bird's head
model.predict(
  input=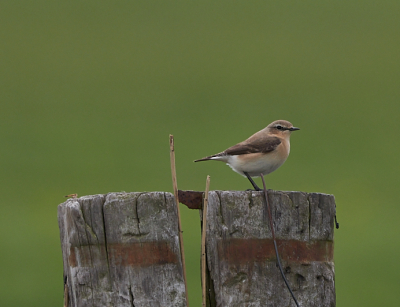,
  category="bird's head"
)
[267,120,300,137]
